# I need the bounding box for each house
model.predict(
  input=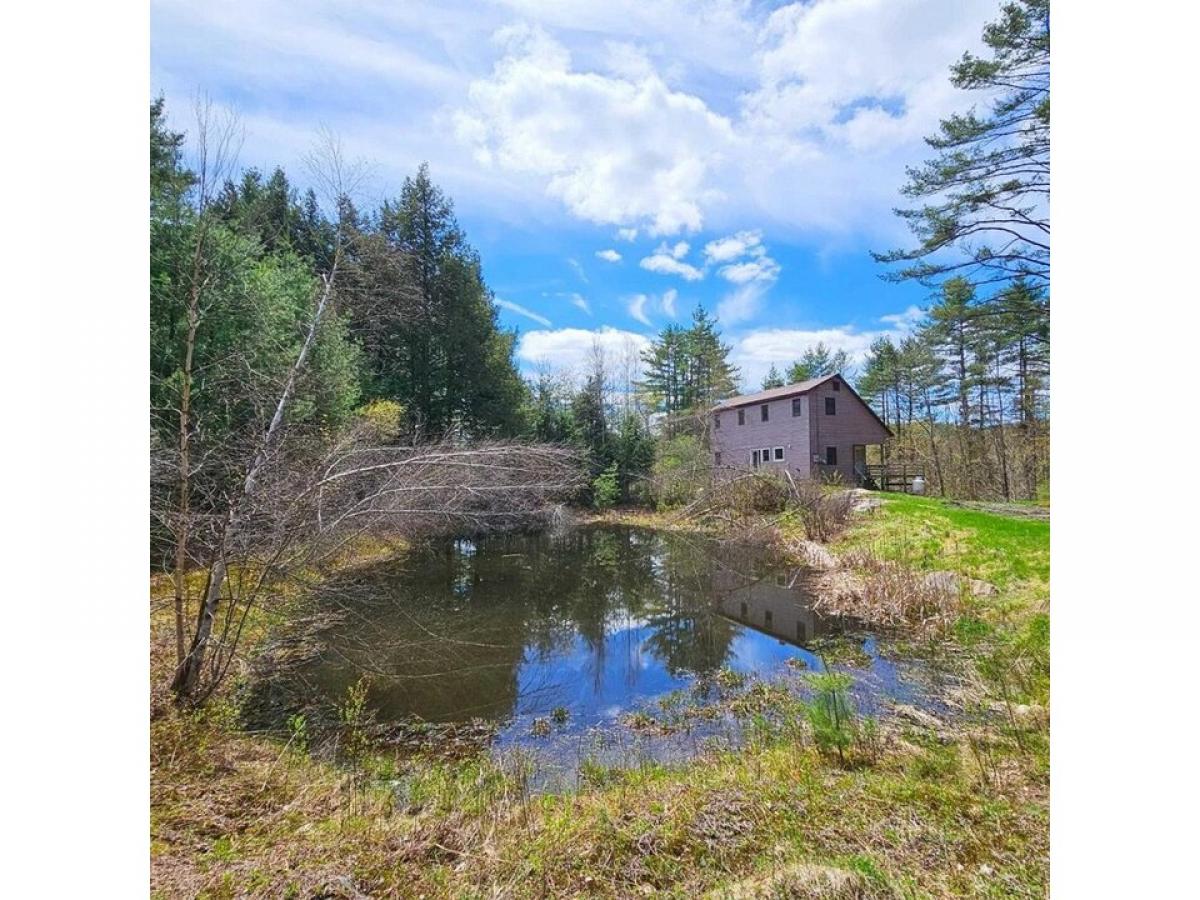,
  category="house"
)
[709,373,892,484]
